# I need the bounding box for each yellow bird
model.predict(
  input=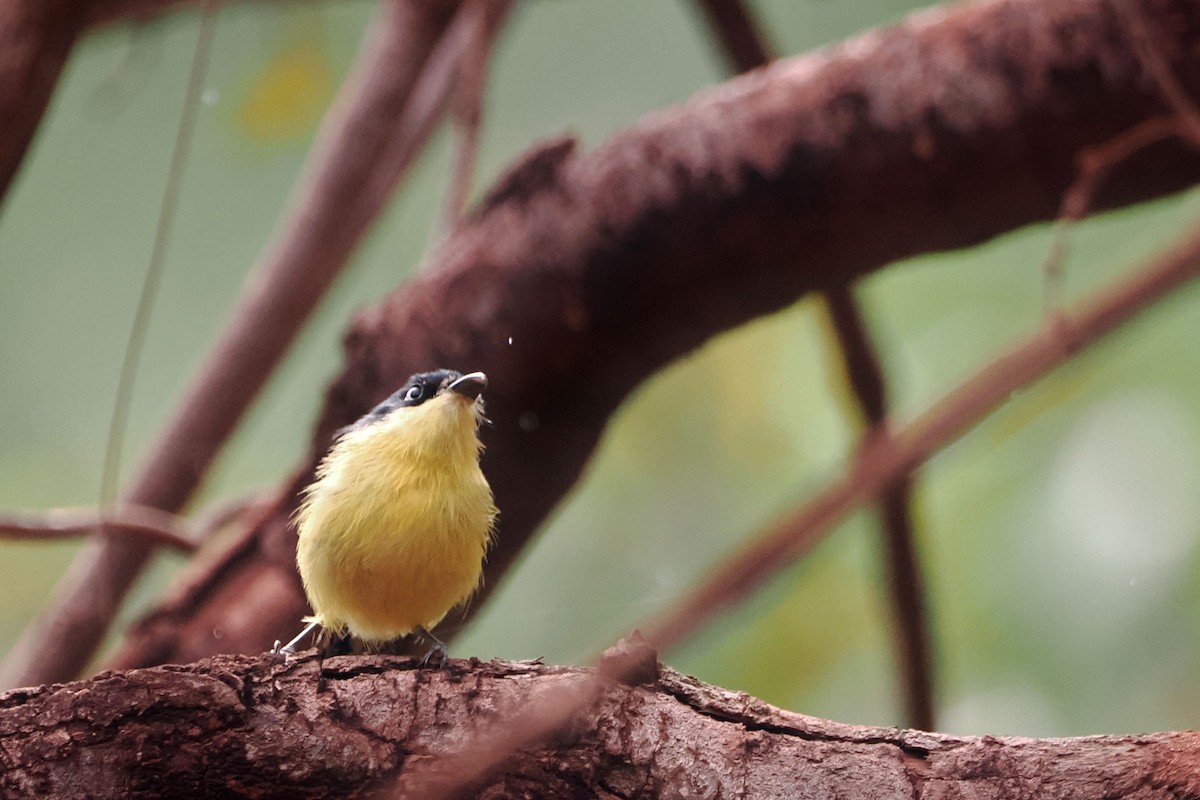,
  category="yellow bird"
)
[275,369,497,660]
